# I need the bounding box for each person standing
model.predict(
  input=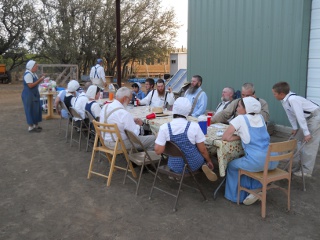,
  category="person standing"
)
[272,82,320,177]
[184,75,208,117]
[90,59,106,89]
[21,60,46,133]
